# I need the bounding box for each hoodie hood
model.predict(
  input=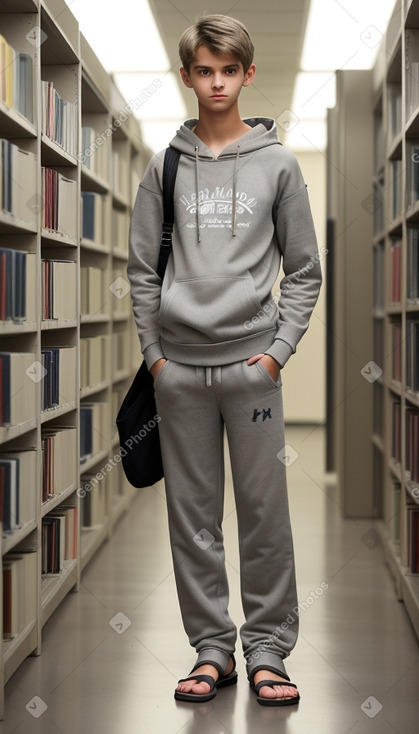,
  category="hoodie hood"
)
[169,118,281,240]
[169,117,281,157]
